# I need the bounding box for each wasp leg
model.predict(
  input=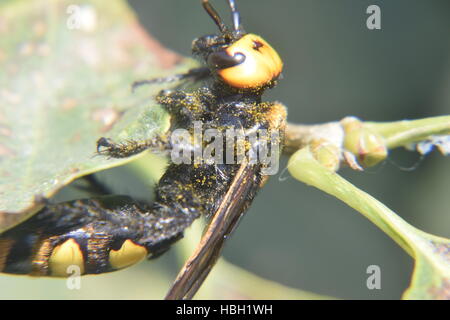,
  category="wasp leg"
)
[96,135,169,159]
[70,174,114,196]
[132,67,211,92]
